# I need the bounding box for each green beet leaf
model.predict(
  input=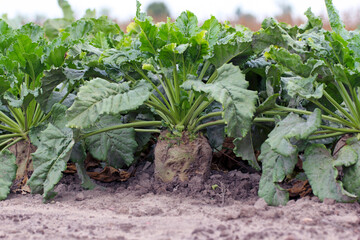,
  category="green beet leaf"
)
[44,45,68,68]
[258,143,294,206]
[266,109,321,157]
[58,0,75,21]
[66,78,153,129]
[17,23,45,42]
[325,0,349,40]
[234,132,260,171]
[301,8,323,31]
[257,110,321,205]
[4,83,39,110]
[7,34,45,81]
[209,38,252,68]
[84,115,138,168]
[0,150,17,200]
[303,144,357,202]
[286,75,324,100]
[343,140,360,201]
[135,16,165,55]
[200,16,221,49]
[255,94,279,116]
[175,11,199,38]
[267,47,325,78]
[36,68,67,112]
[252,18,306,55]
[70,142,96,190]
[28,104,74,201]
